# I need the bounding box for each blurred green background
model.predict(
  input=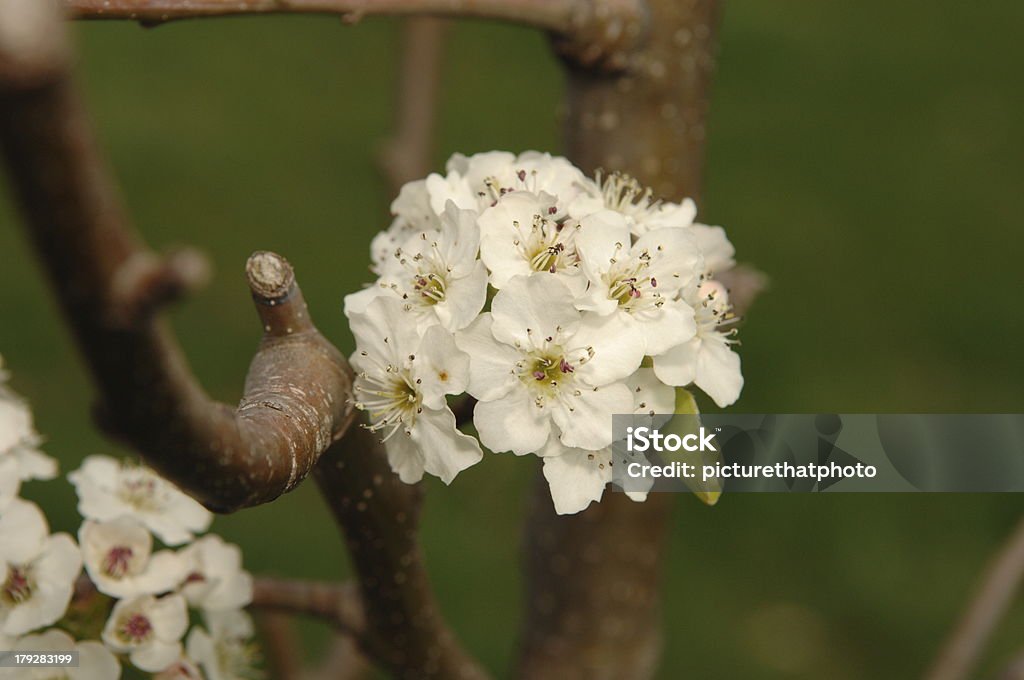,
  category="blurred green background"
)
[2,1,1023,677]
